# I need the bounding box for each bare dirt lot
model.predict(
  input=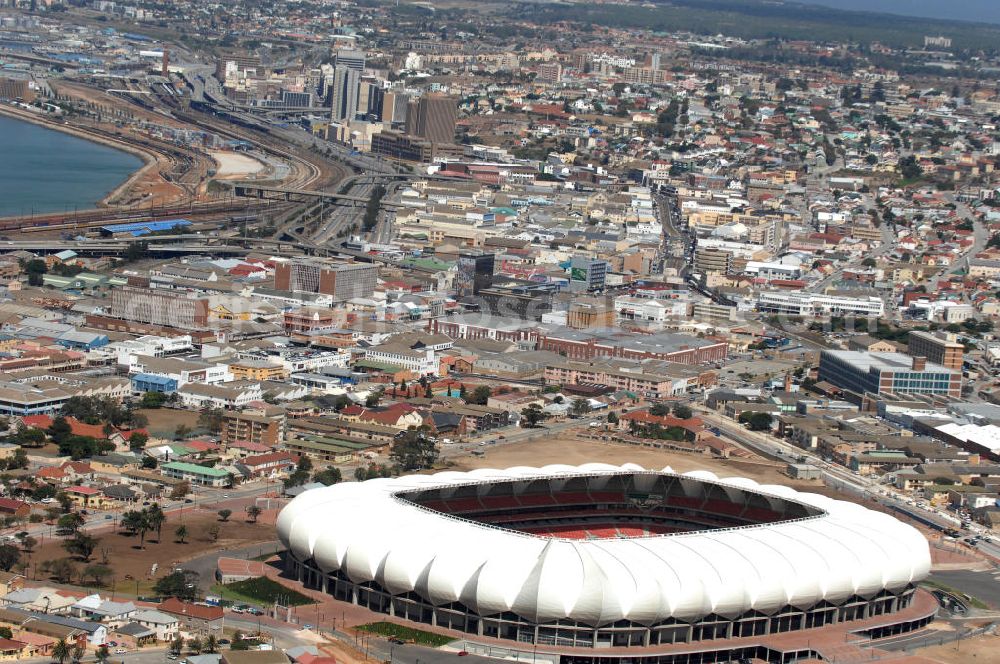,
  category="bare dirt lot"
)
[29,507,274,595]
[136,407,204,440]
[450,435,829,491]
[908,627,1000,663]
